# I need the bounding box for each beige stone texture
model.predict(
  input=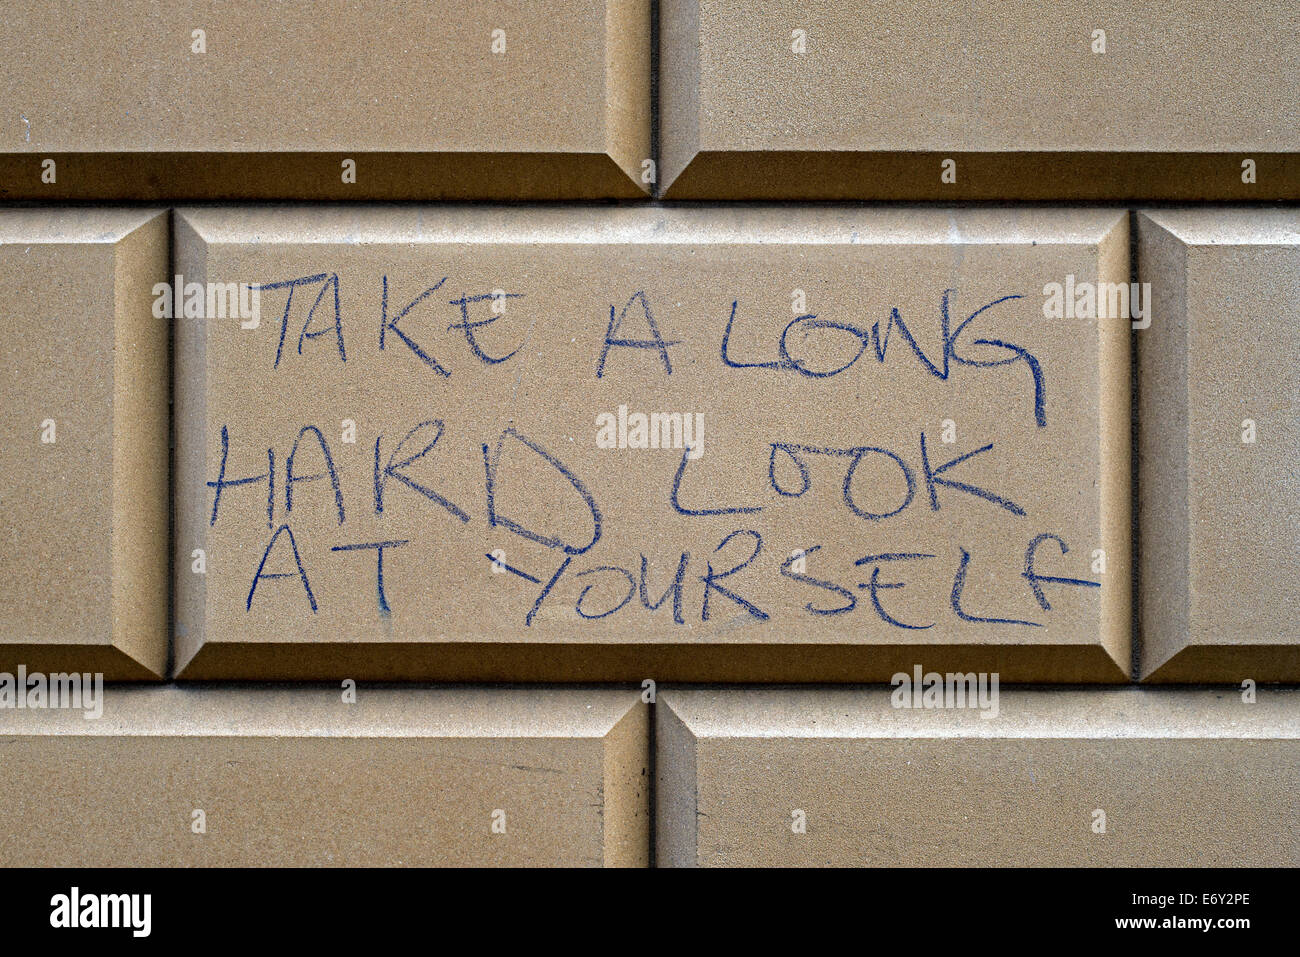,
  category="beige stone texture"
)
[1137,208,1300,681]
[174,206,1130,681]
[0,687,649,866]
[661,0,1299,199]
[0,209,169,679]
[657,687,1300,866]
[0,0,650,199]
